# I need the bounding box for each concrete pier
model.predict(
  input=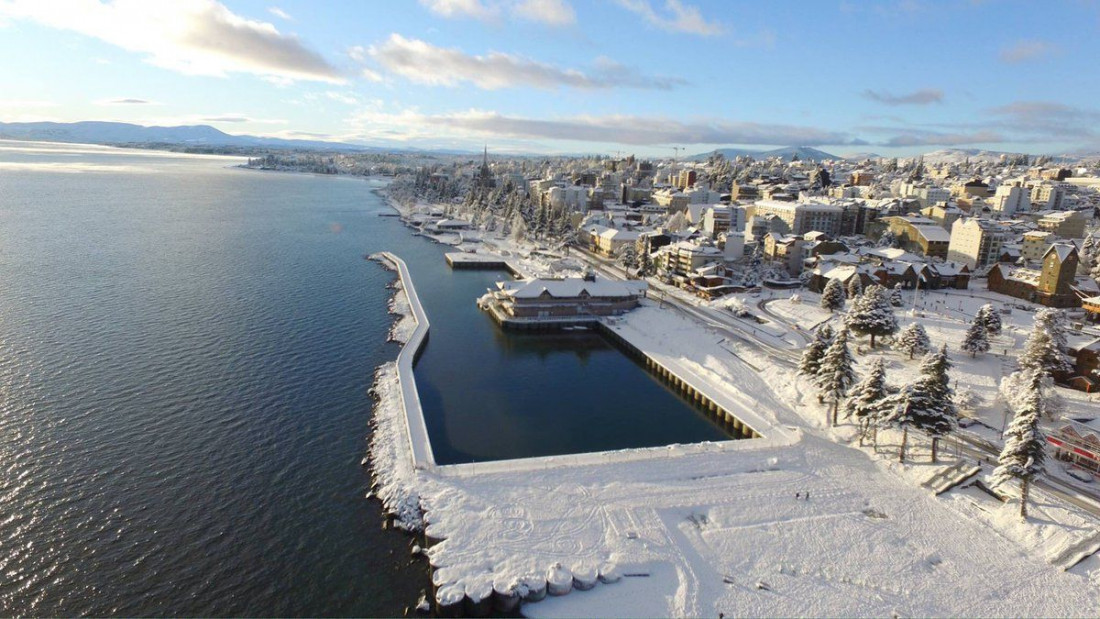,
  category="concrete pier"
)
[595,322,762,440]
[378,251,437,469]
